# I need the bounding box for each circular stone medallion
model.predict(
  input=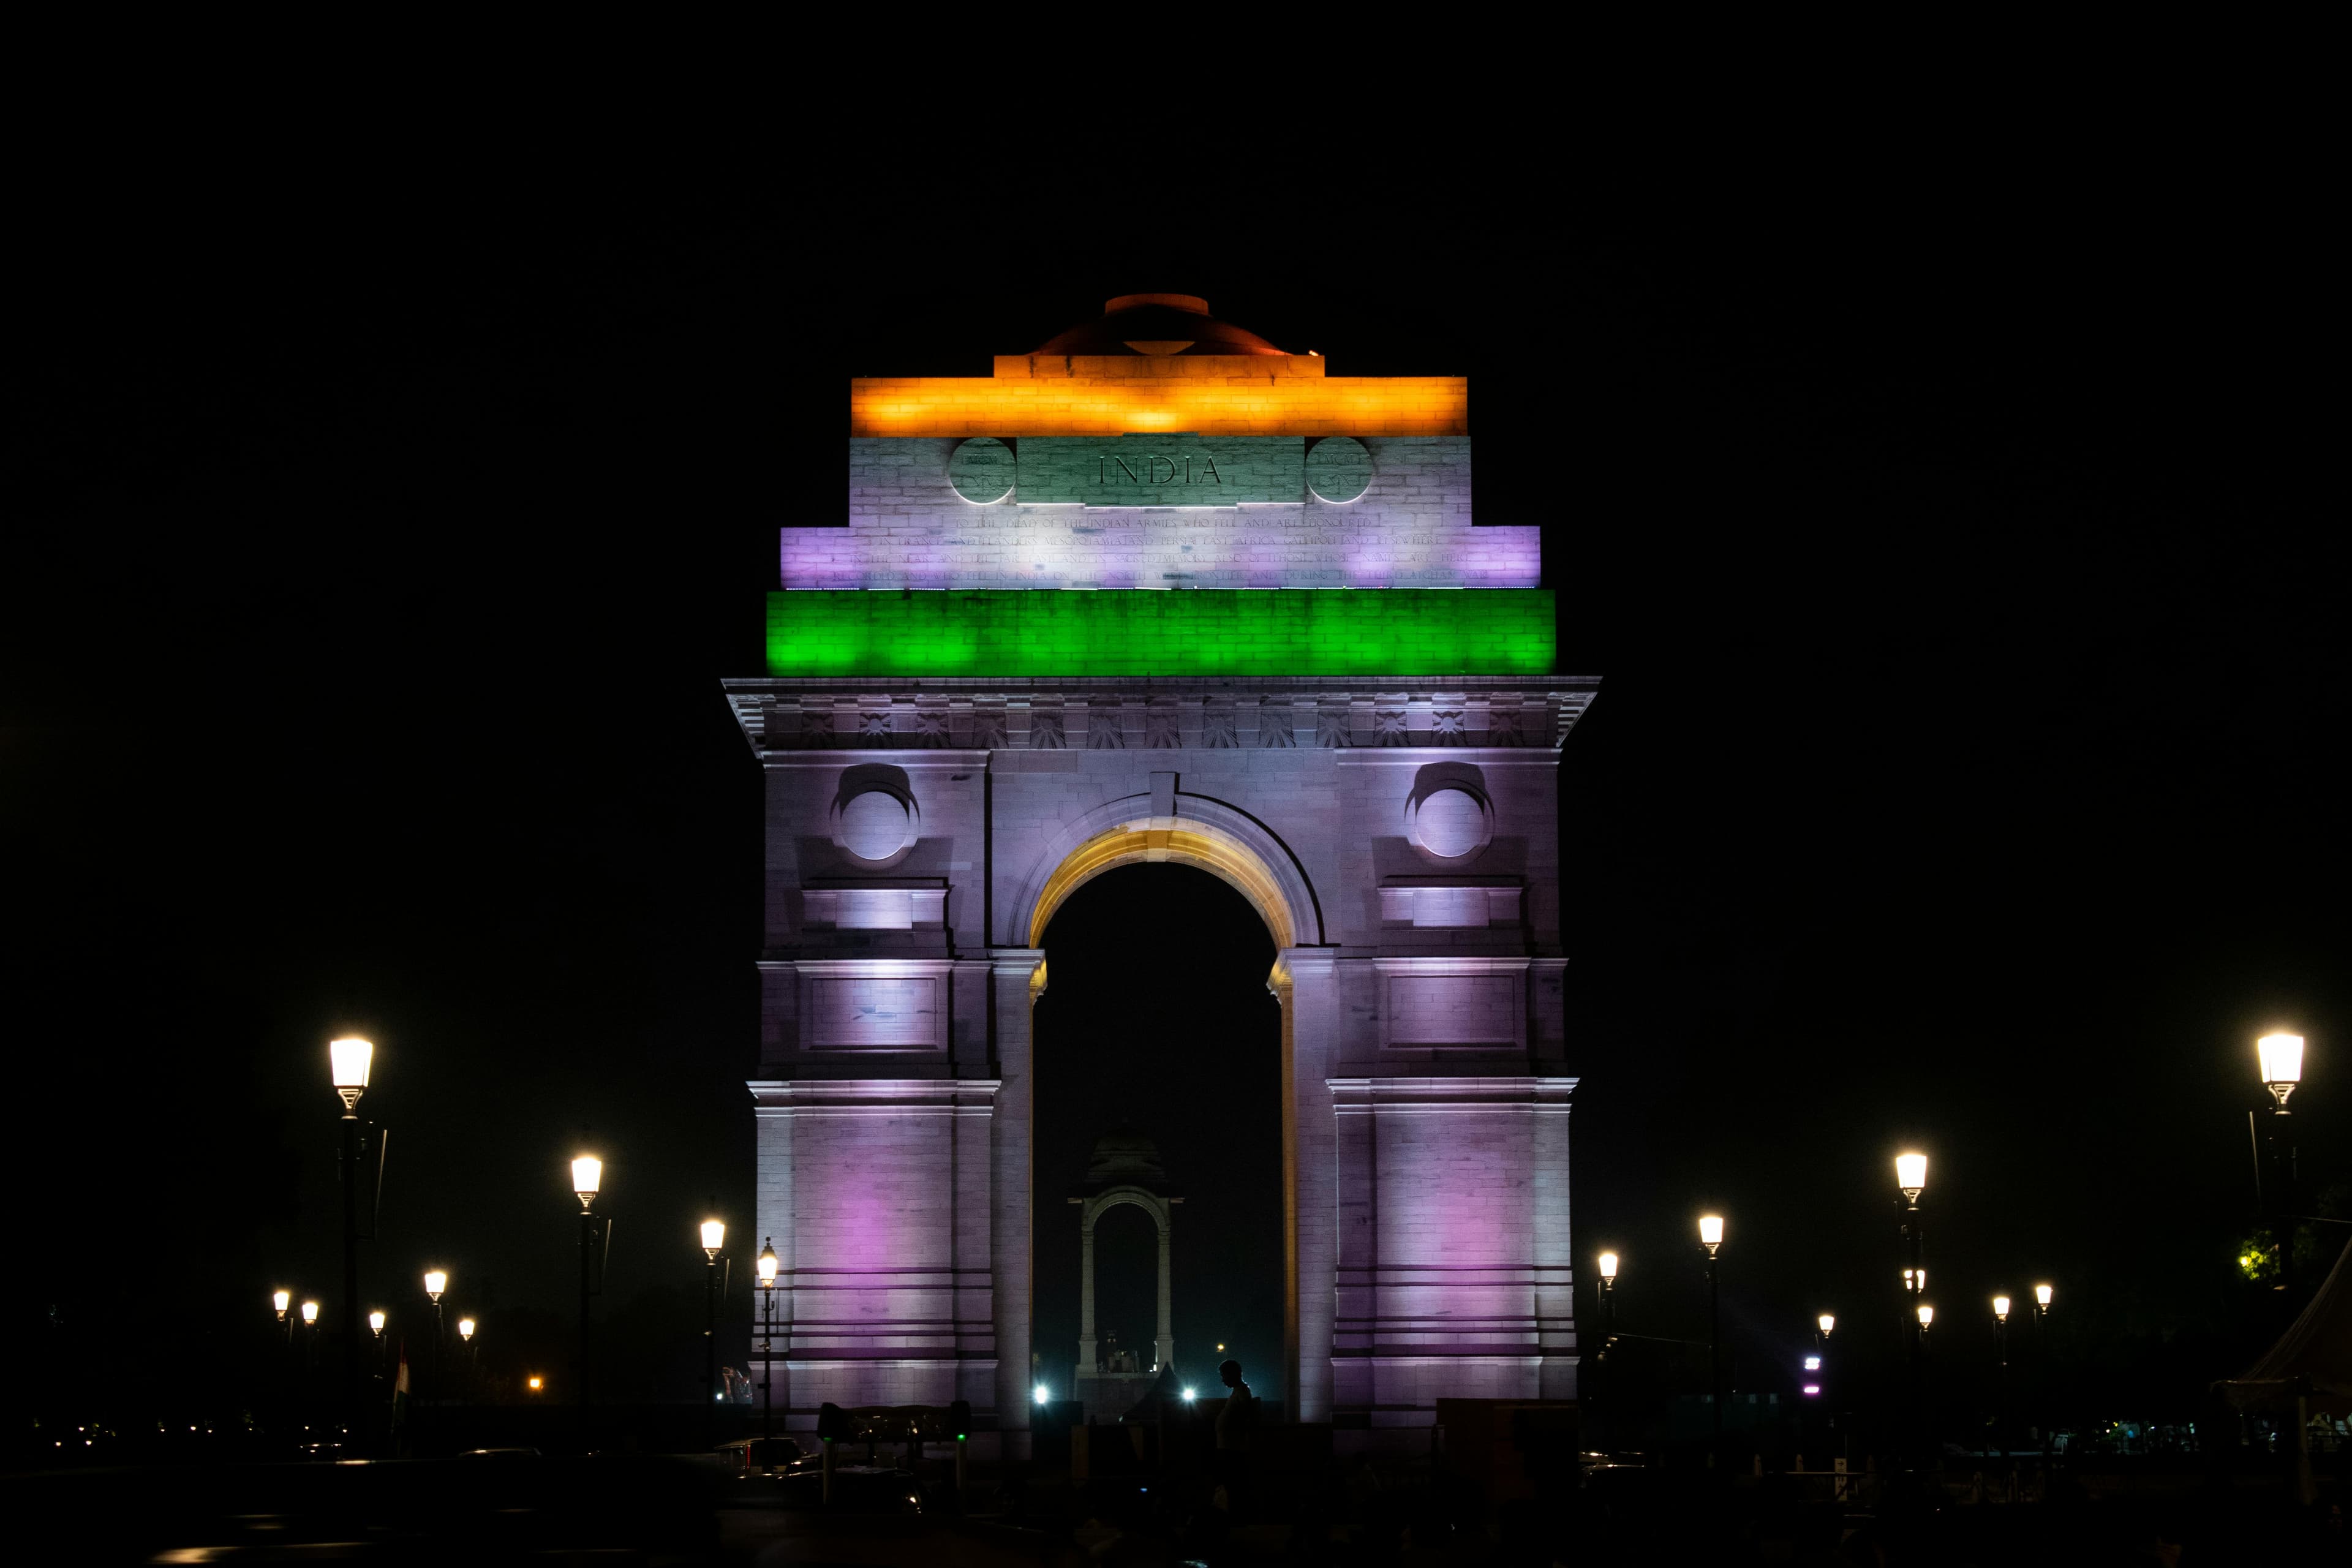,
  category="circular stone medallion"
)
[841,790,911,861]
[1415,788,1487,859]
[947,437,1016,504]
[1305,436,1373,503]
